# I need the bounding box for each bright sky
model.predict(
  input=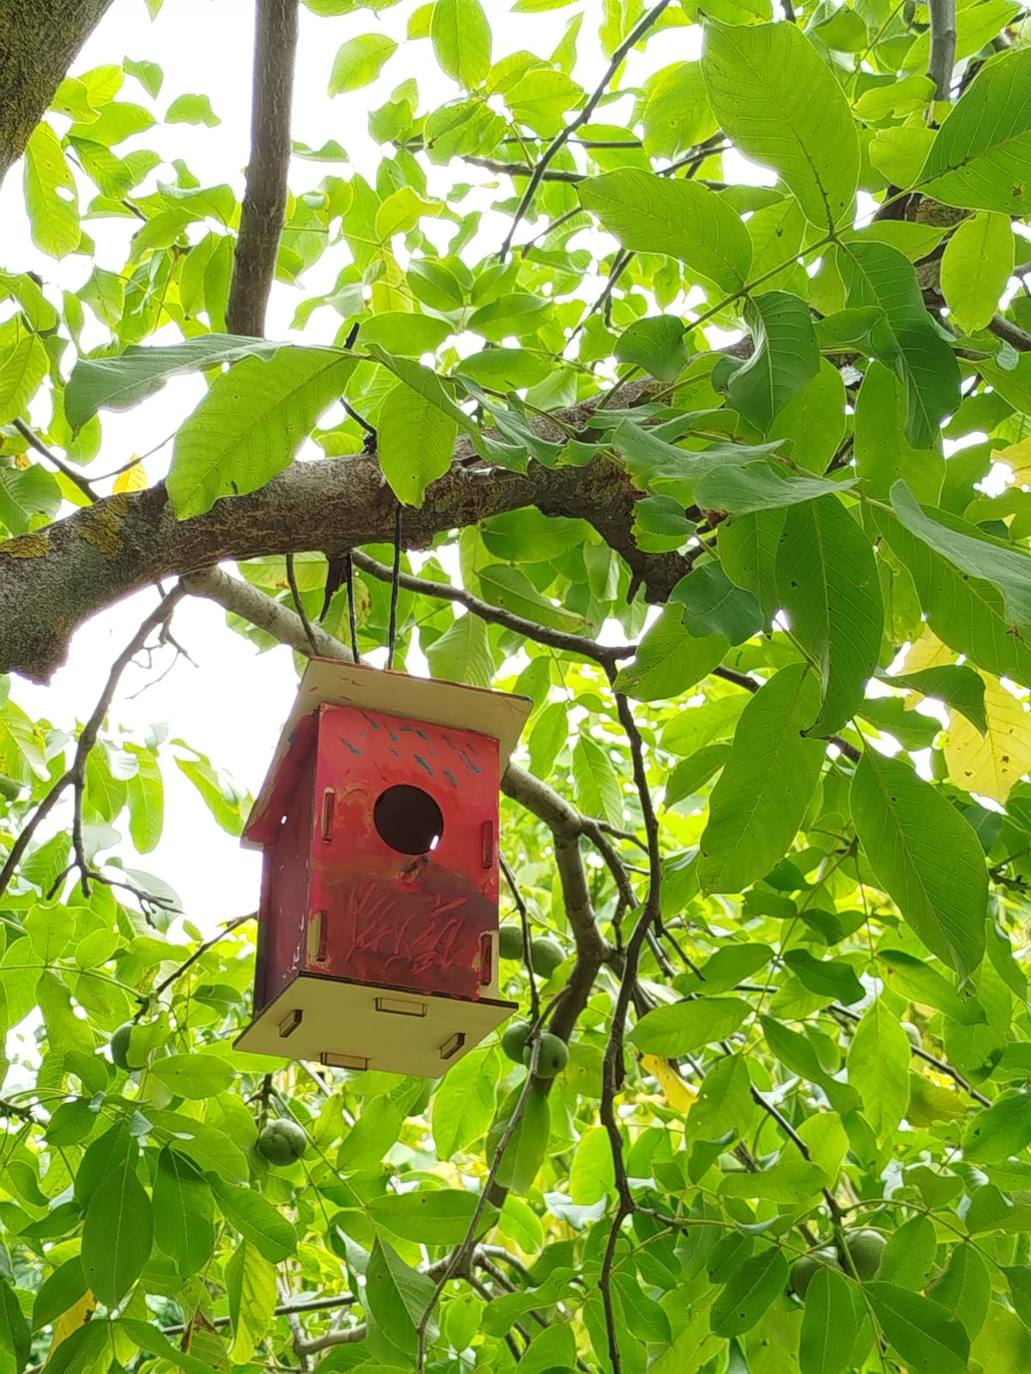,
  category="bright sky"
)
[2,0,702,927]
